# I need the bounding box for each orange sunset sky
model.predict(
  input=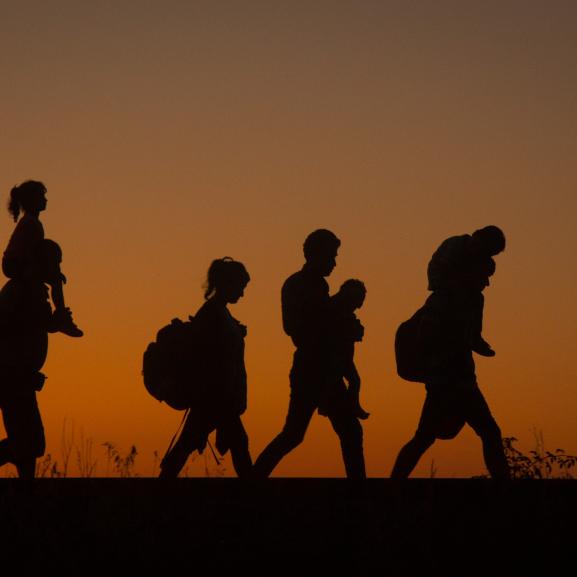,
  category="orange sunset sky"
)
[1,1,576,477]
